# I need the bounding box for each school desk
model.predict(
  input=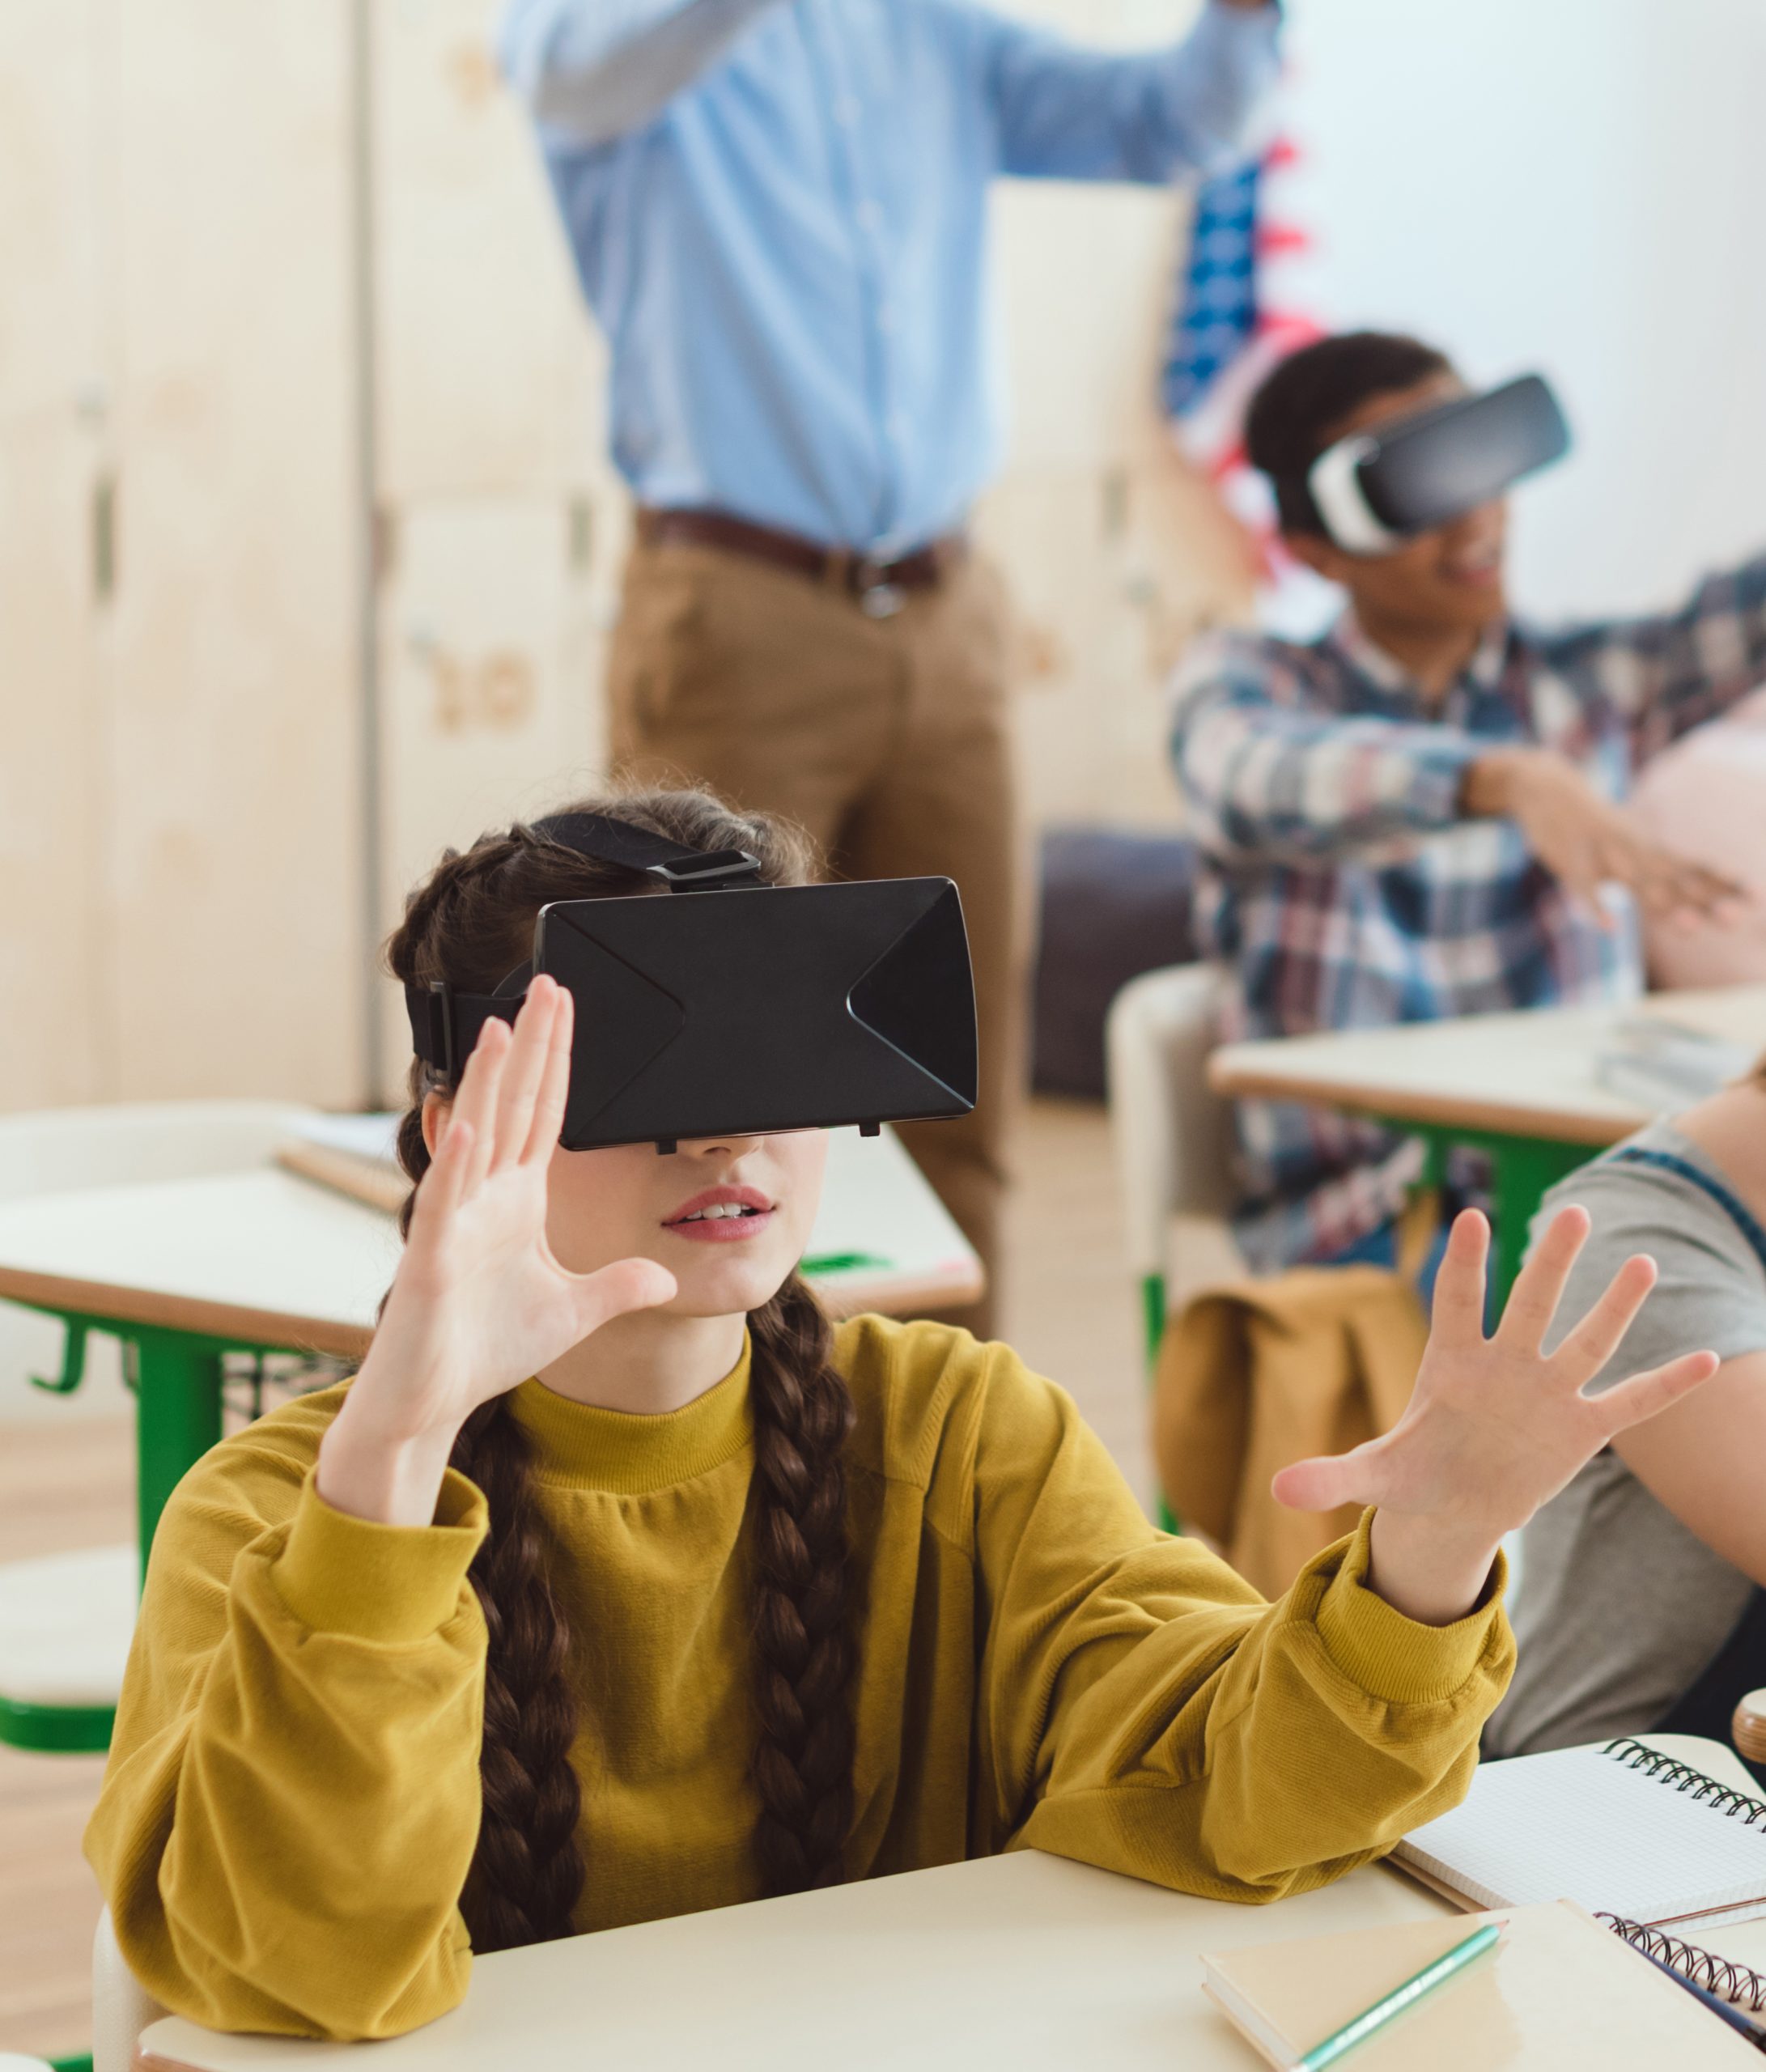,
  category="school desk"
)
[1209,983,1766,1299]
[128,1734,1766,2072]
[0,1125,981,1566]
